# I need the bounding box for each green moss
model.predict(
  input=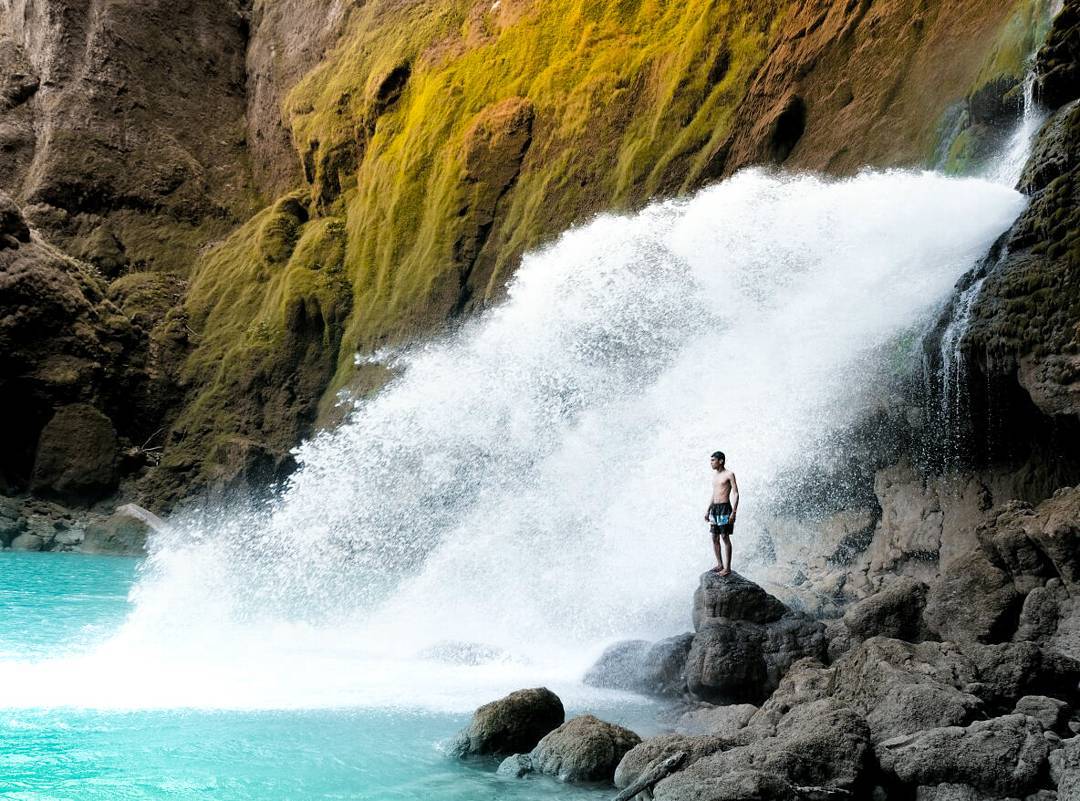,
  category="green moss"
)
[170,0,1053,498]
